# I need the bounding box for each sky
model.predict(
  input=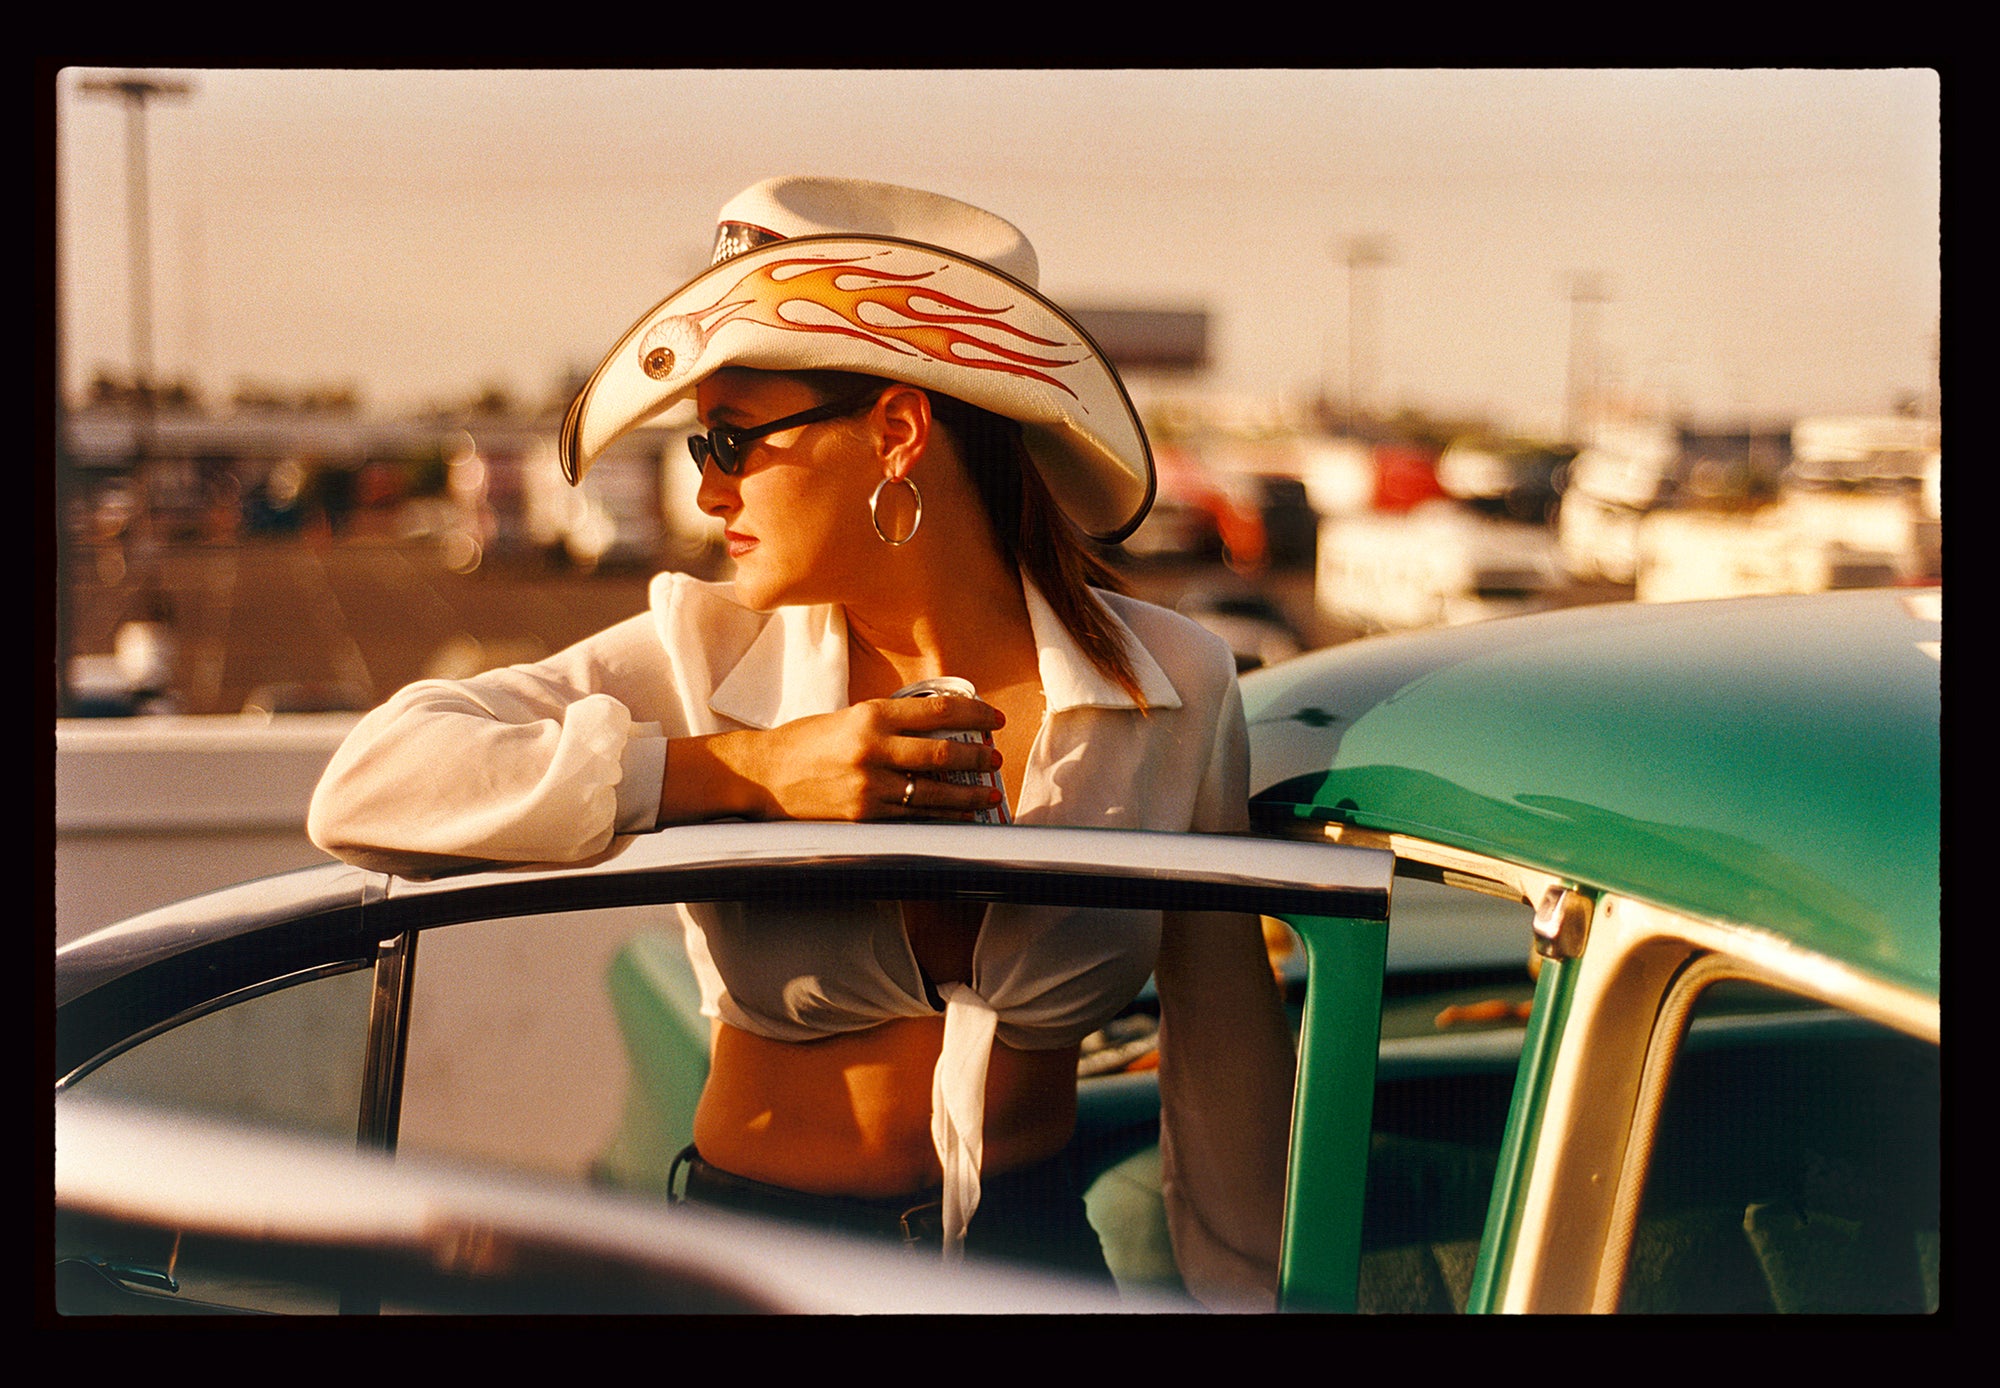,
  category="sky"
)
[51,67,1941,439]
